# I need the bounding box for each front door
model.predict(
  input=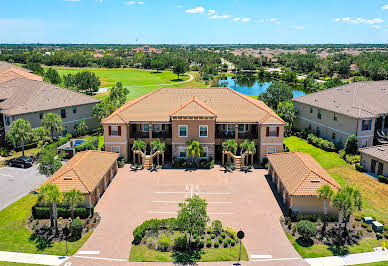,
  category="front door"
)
[377,162,384,176]
[371,159,377,173]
